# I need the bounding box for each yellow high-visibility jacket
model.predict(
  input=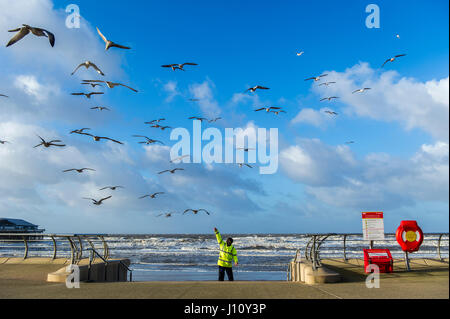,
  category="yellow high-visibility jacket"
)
[215,229,238,268]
